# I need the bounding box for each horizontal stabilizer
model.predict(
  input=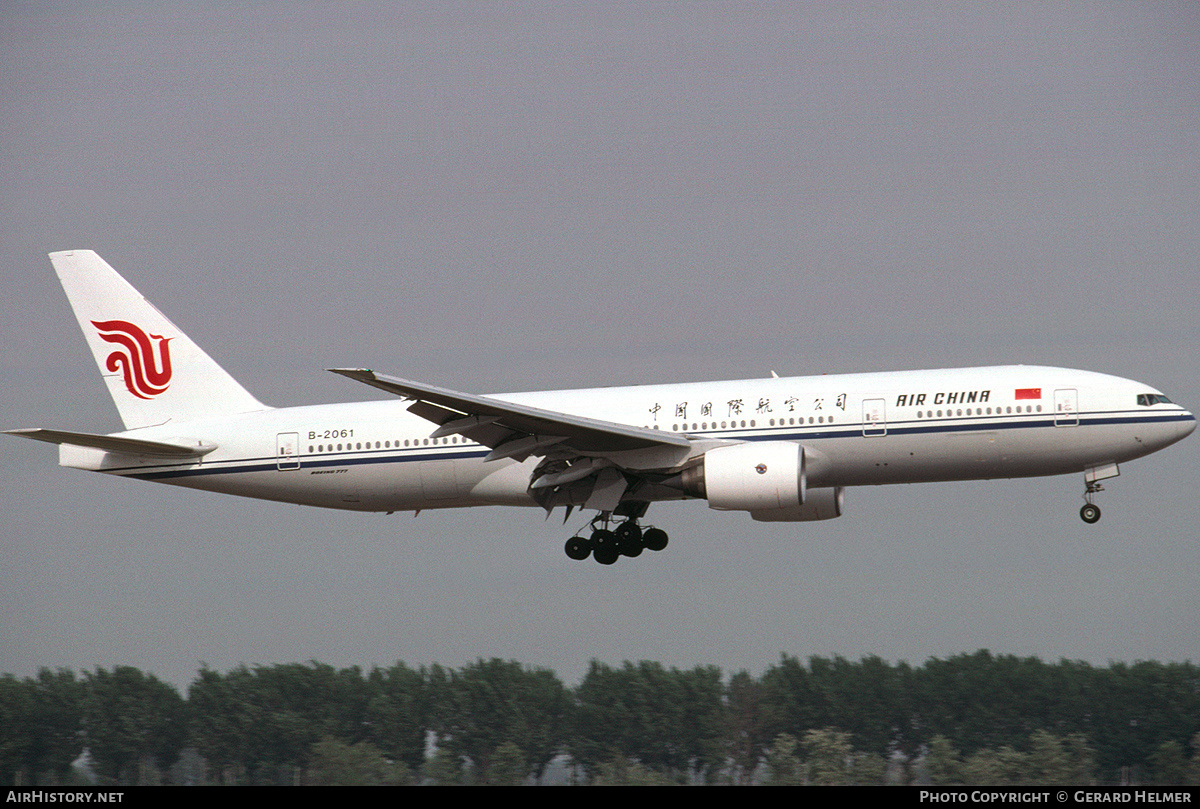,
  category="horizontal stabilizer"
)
[5,428,217,457]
